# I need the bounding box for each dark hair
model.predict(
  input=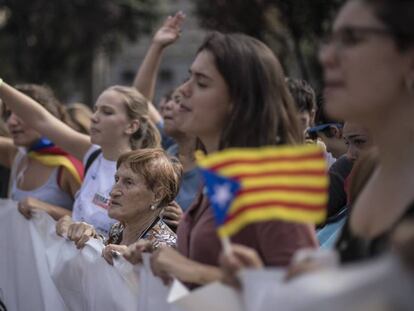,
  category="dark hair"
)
[117,148,183,207]
[197,32,302,150]
[362,0,414,50]
[2,84,68,123]
[285,78,316,114]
